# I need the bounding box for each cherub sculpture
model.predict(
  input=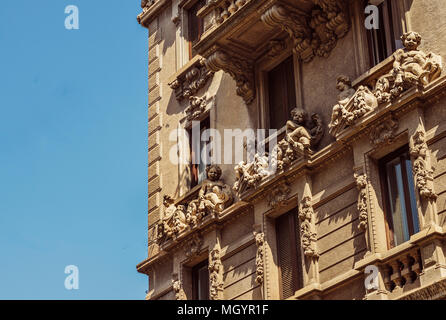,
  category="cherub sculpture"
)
[328,75,355,130]
[285,108,312,153]
[375,31,442,103]
[196,165,233,216]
